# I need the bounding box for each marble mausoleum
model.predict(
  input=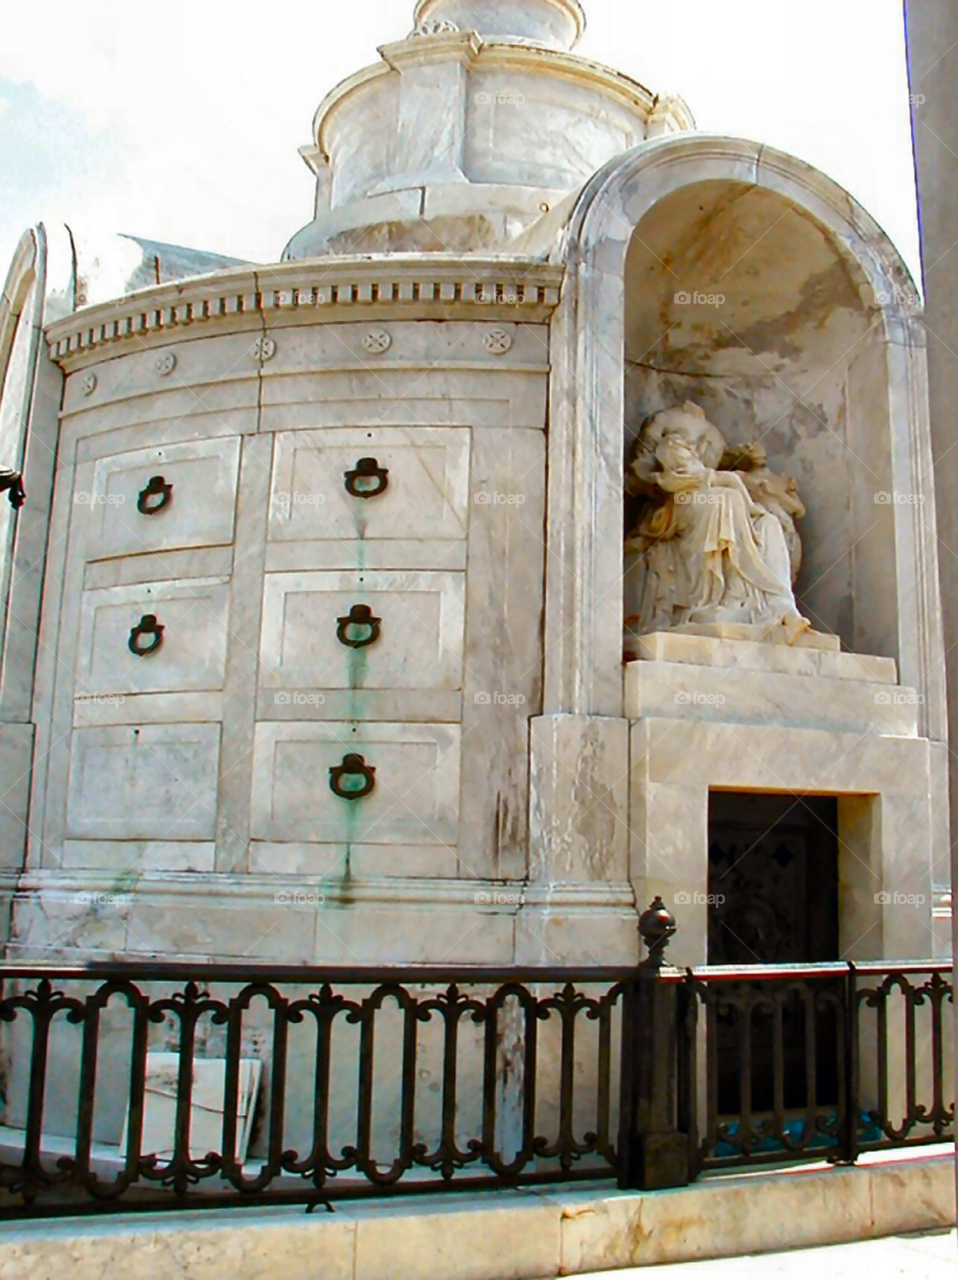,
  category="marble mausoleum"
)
[0,0,950,977]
